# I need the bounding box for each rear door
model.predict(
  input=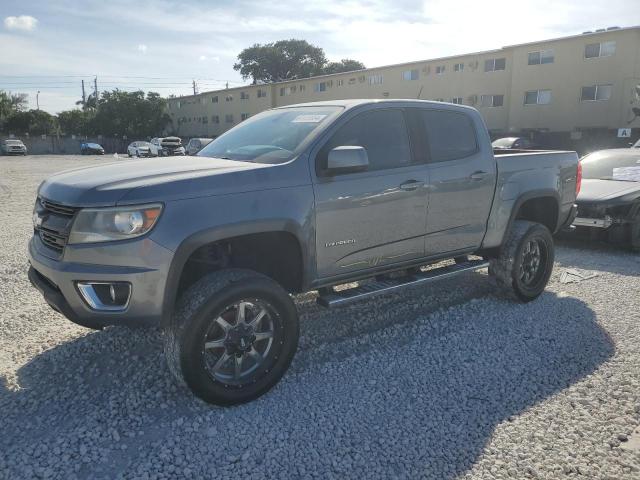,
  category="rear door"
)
[312,107,429,279]
[413,108,496,256]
